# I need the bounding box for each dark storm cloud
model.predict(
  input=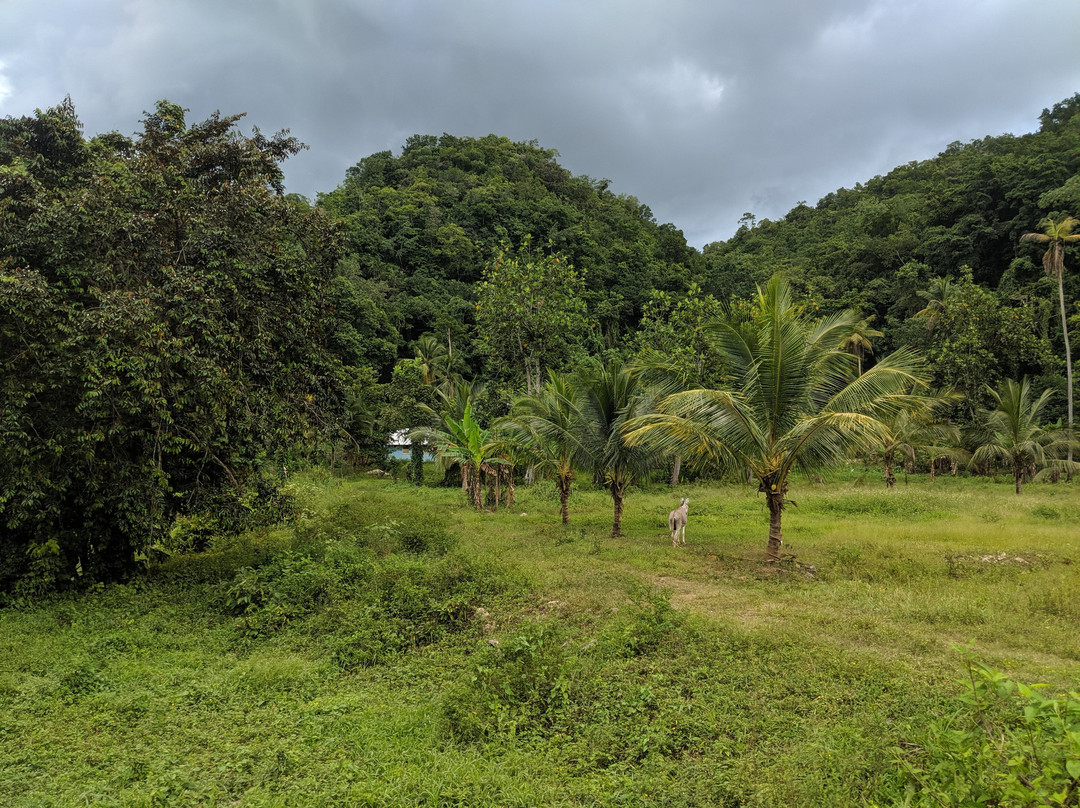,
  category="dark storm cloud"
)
[3,0,1079,246]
